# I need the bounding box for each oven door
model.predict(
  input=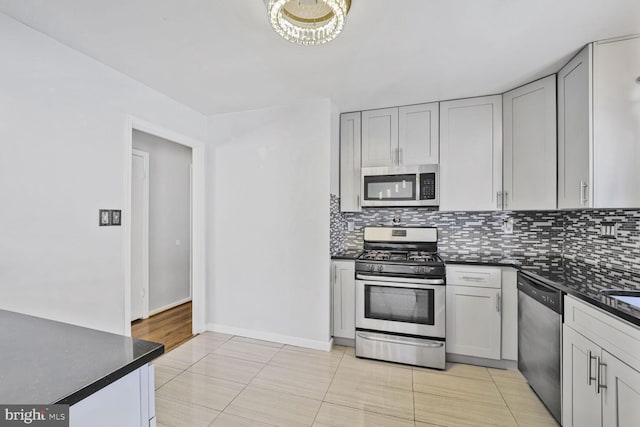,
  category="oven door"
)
[355,275,445,338]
